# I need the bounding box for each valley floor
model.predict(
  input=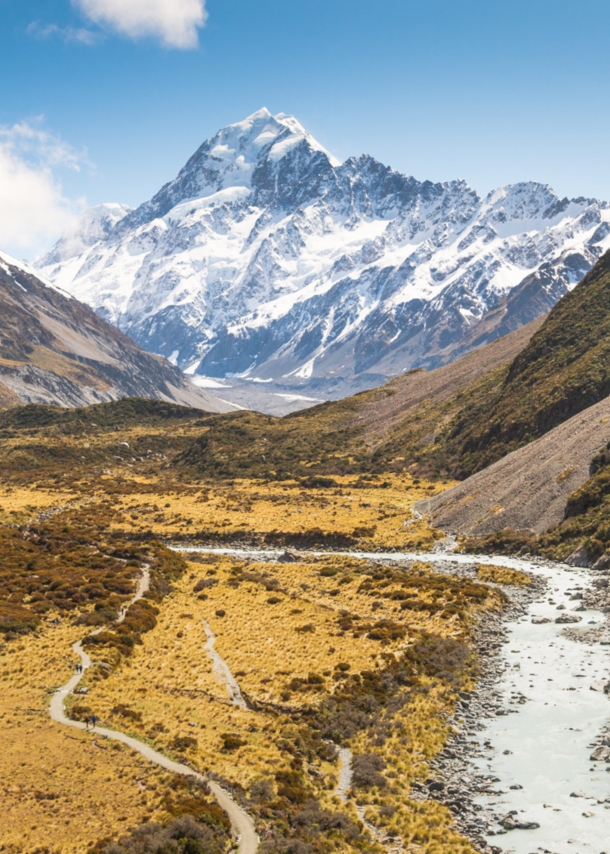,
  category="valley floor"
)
[1,405,607,854]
